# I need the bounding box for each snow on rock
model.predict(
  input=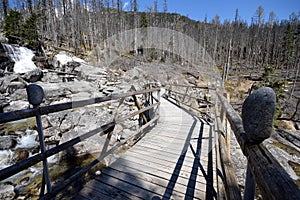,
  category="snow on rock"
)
[53,51,85,68]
